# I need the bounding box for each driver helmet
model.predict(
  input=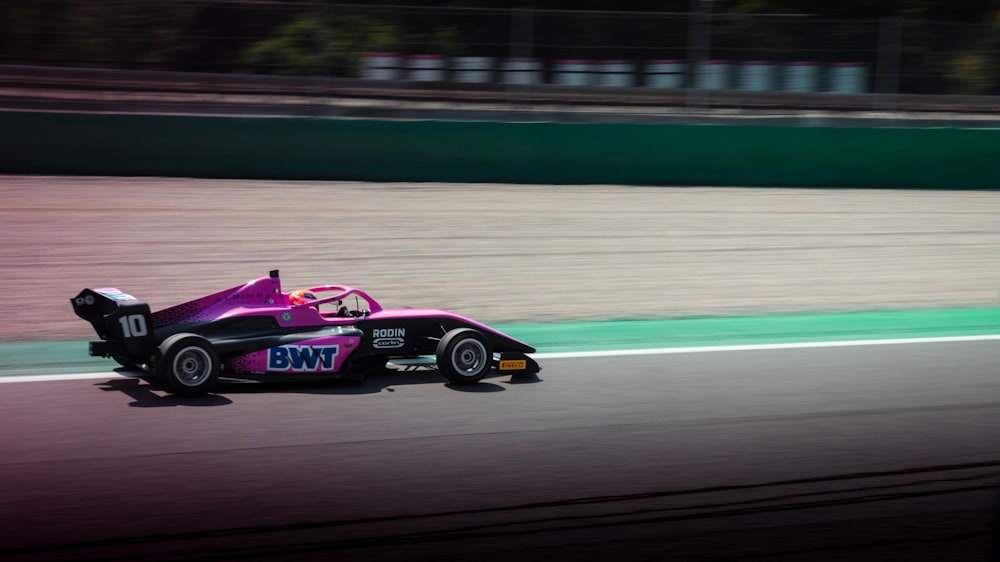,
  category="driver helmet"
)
[289,289,318,306]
